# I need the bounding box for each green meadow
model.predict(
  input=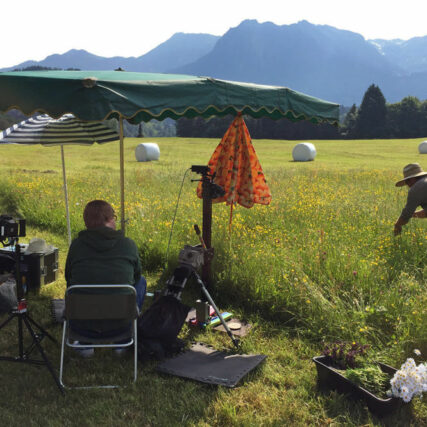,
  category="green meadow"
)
[0,137,425,426]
